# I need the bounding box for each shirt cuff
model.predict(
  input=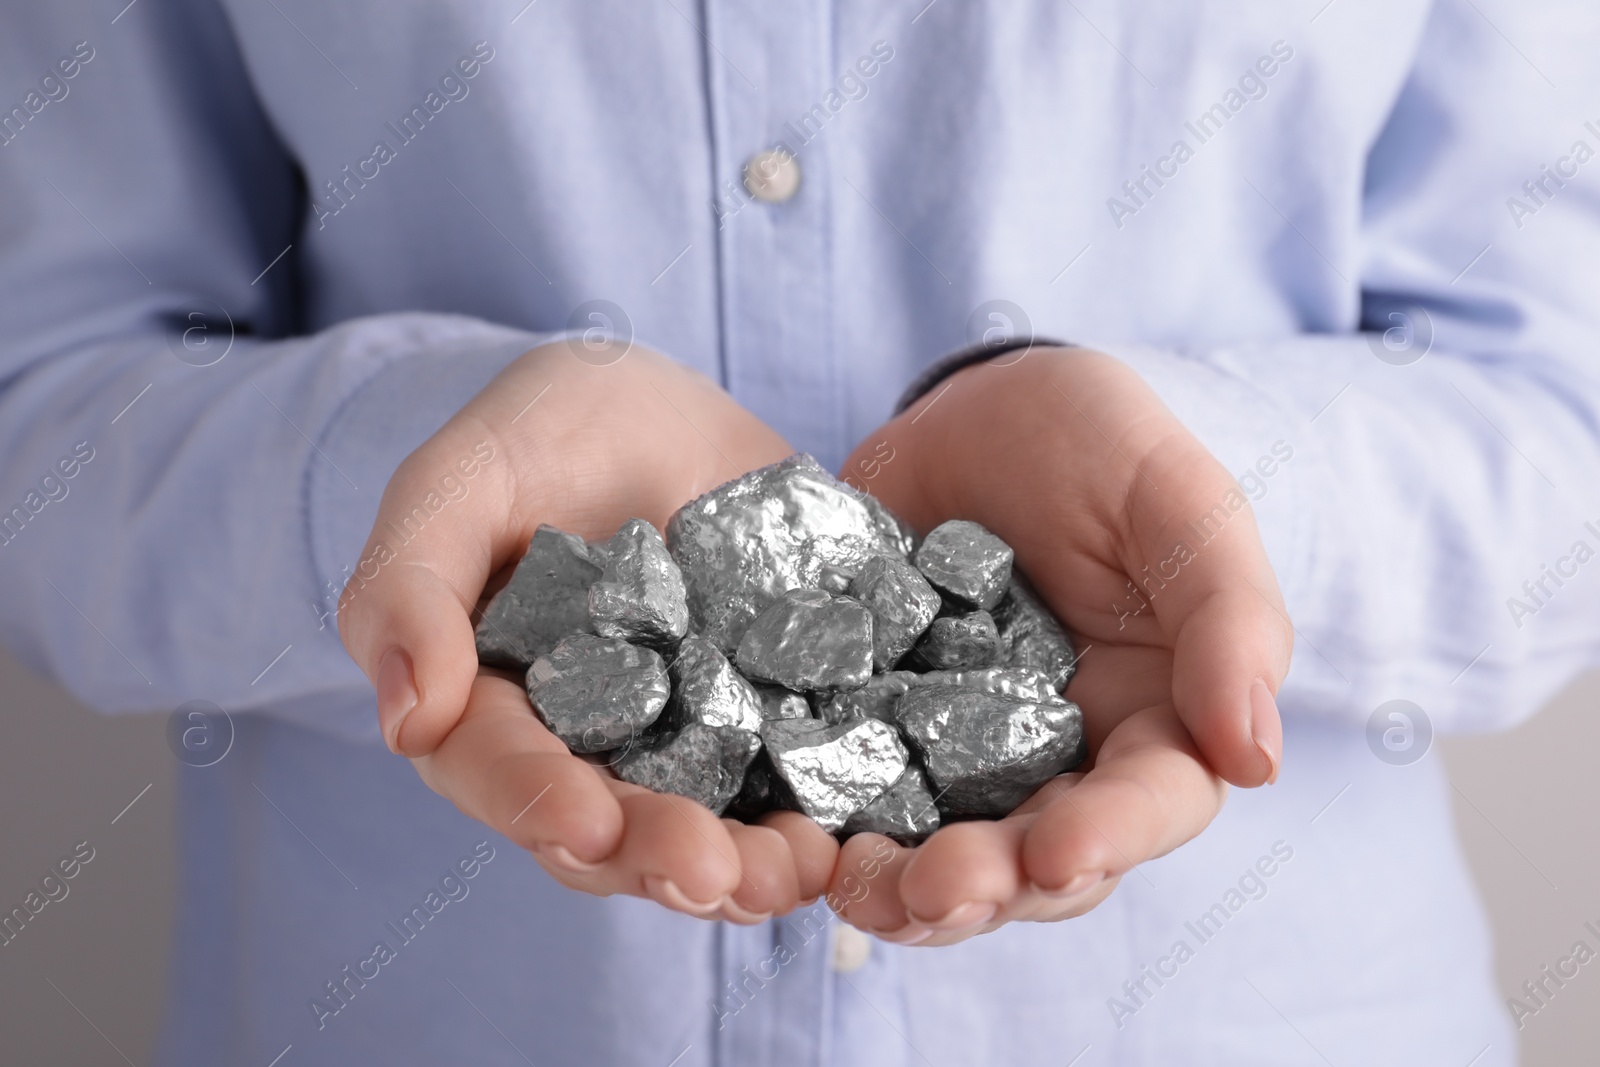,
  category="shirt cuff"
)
[894,337,1073,415]
[307,318,549,612]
